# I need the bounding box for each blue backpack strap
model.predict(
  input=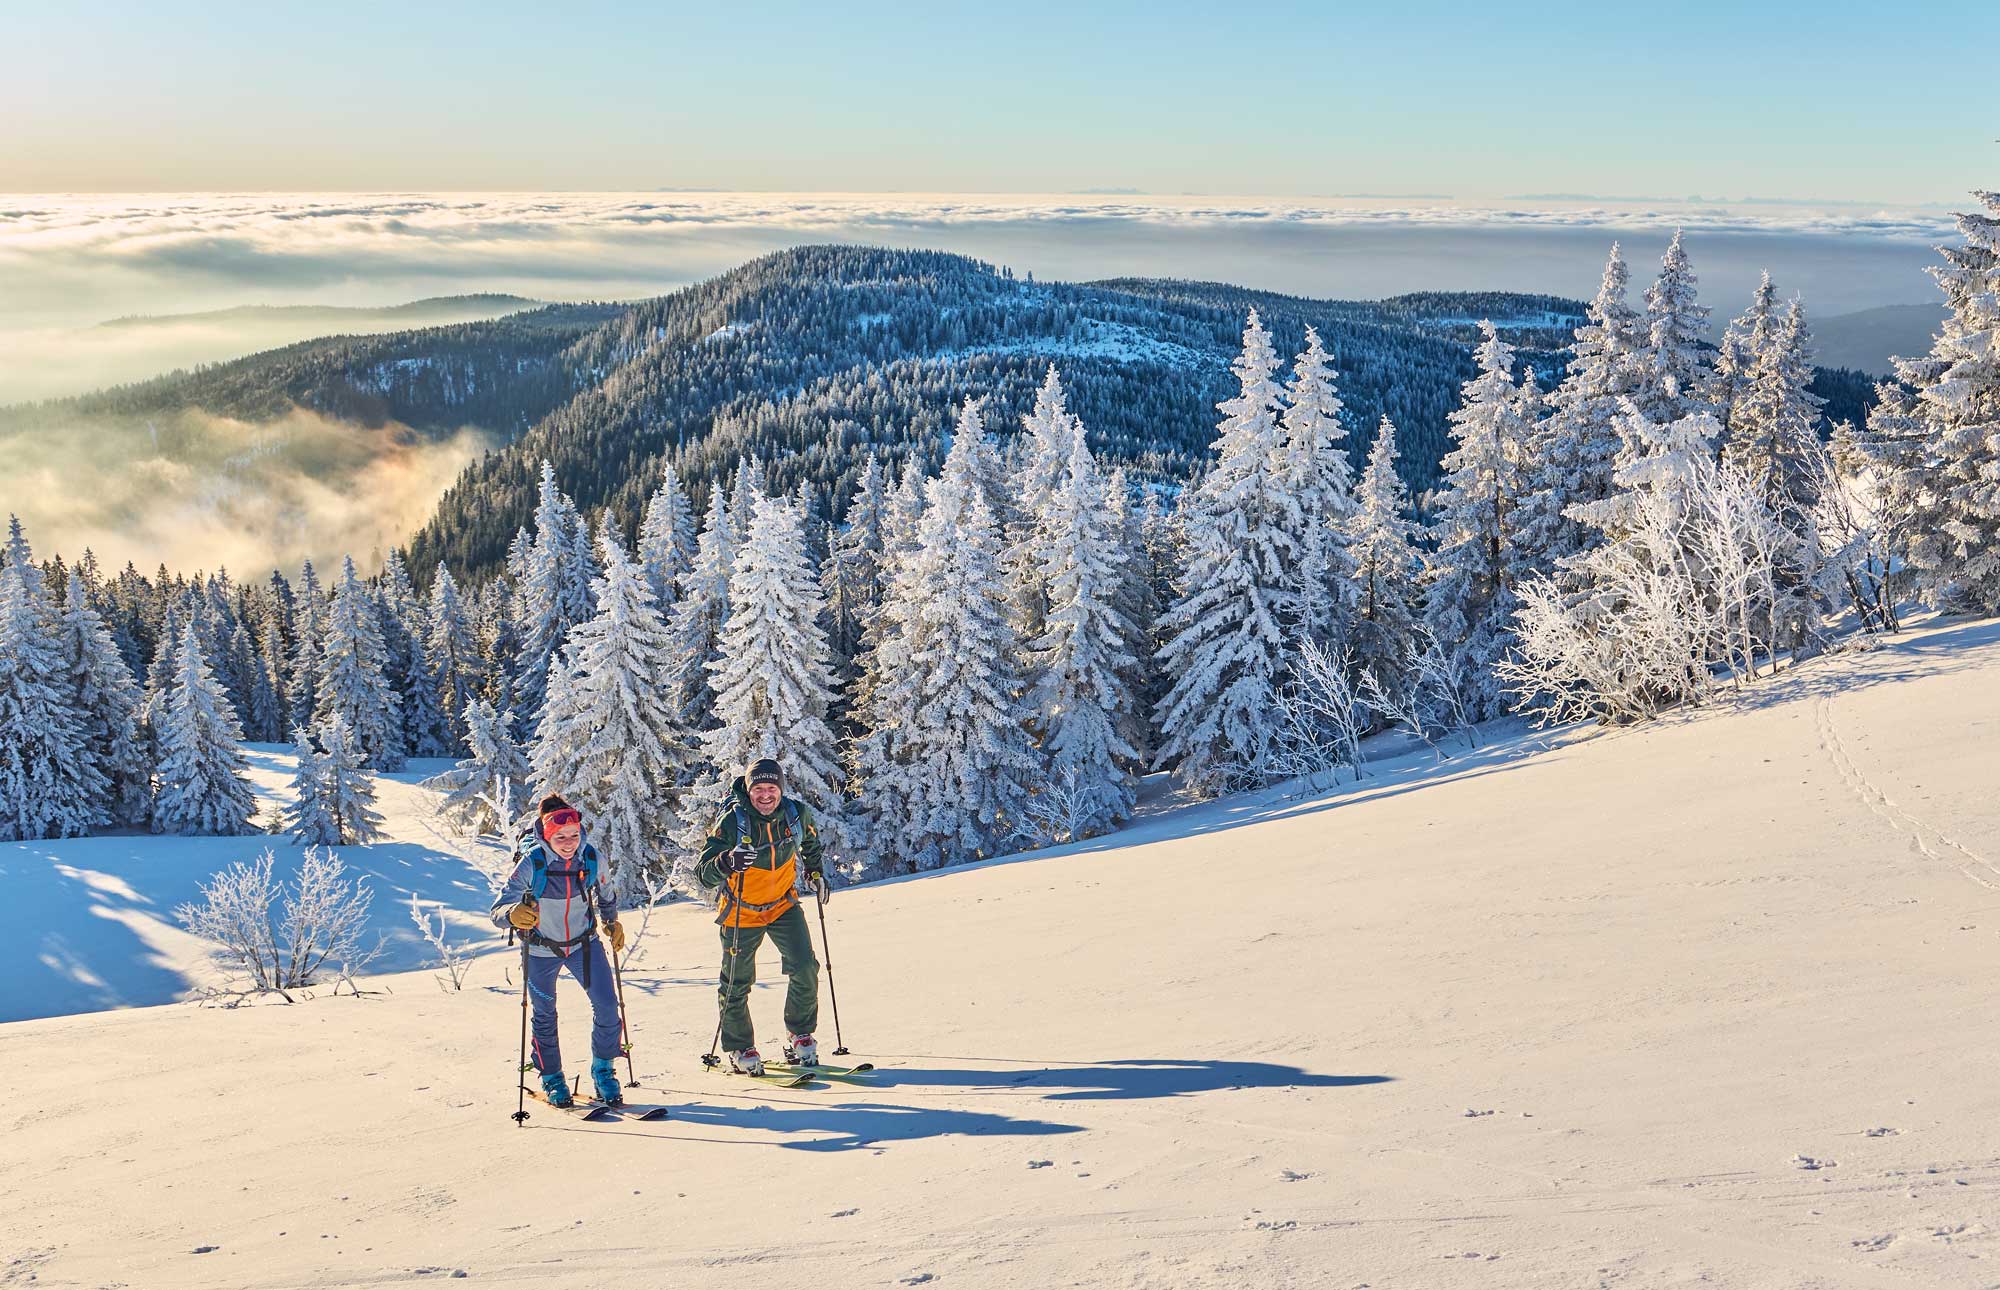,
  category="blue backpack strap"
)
[527,843,549,902]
